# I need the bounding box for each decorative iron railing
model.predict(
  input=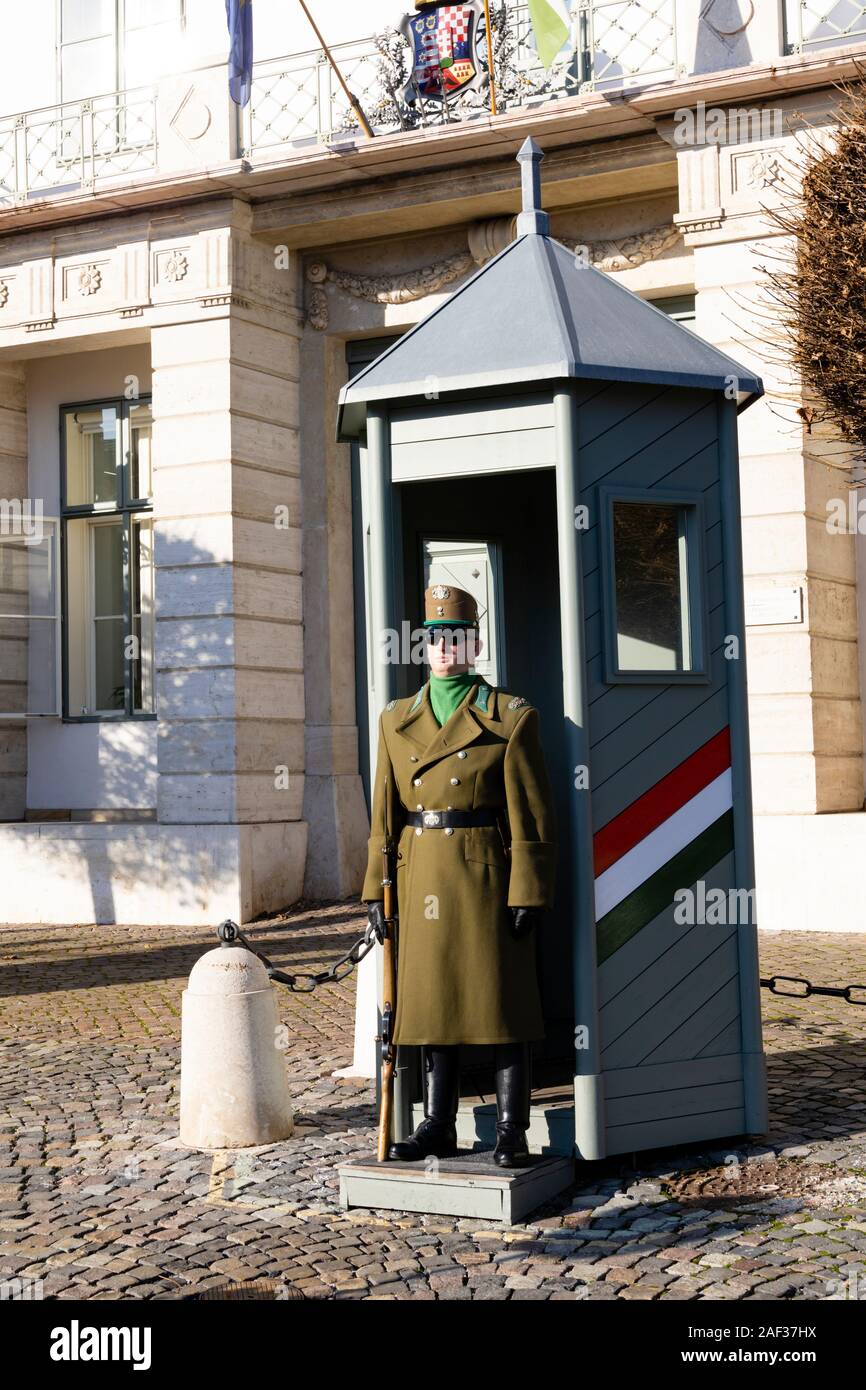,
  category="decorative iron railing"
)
[244,1,680,156]
[784,0,866,54]
[0,88,157,203]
